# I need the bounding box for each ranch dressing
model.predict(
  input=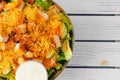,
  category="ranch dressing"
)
[15,60,48,80]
